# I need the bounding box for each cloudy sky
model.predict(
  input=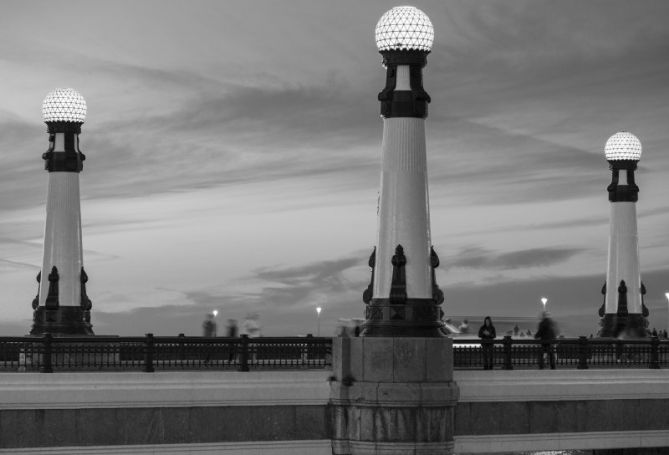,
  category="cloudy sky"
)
[1,0,669,337]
